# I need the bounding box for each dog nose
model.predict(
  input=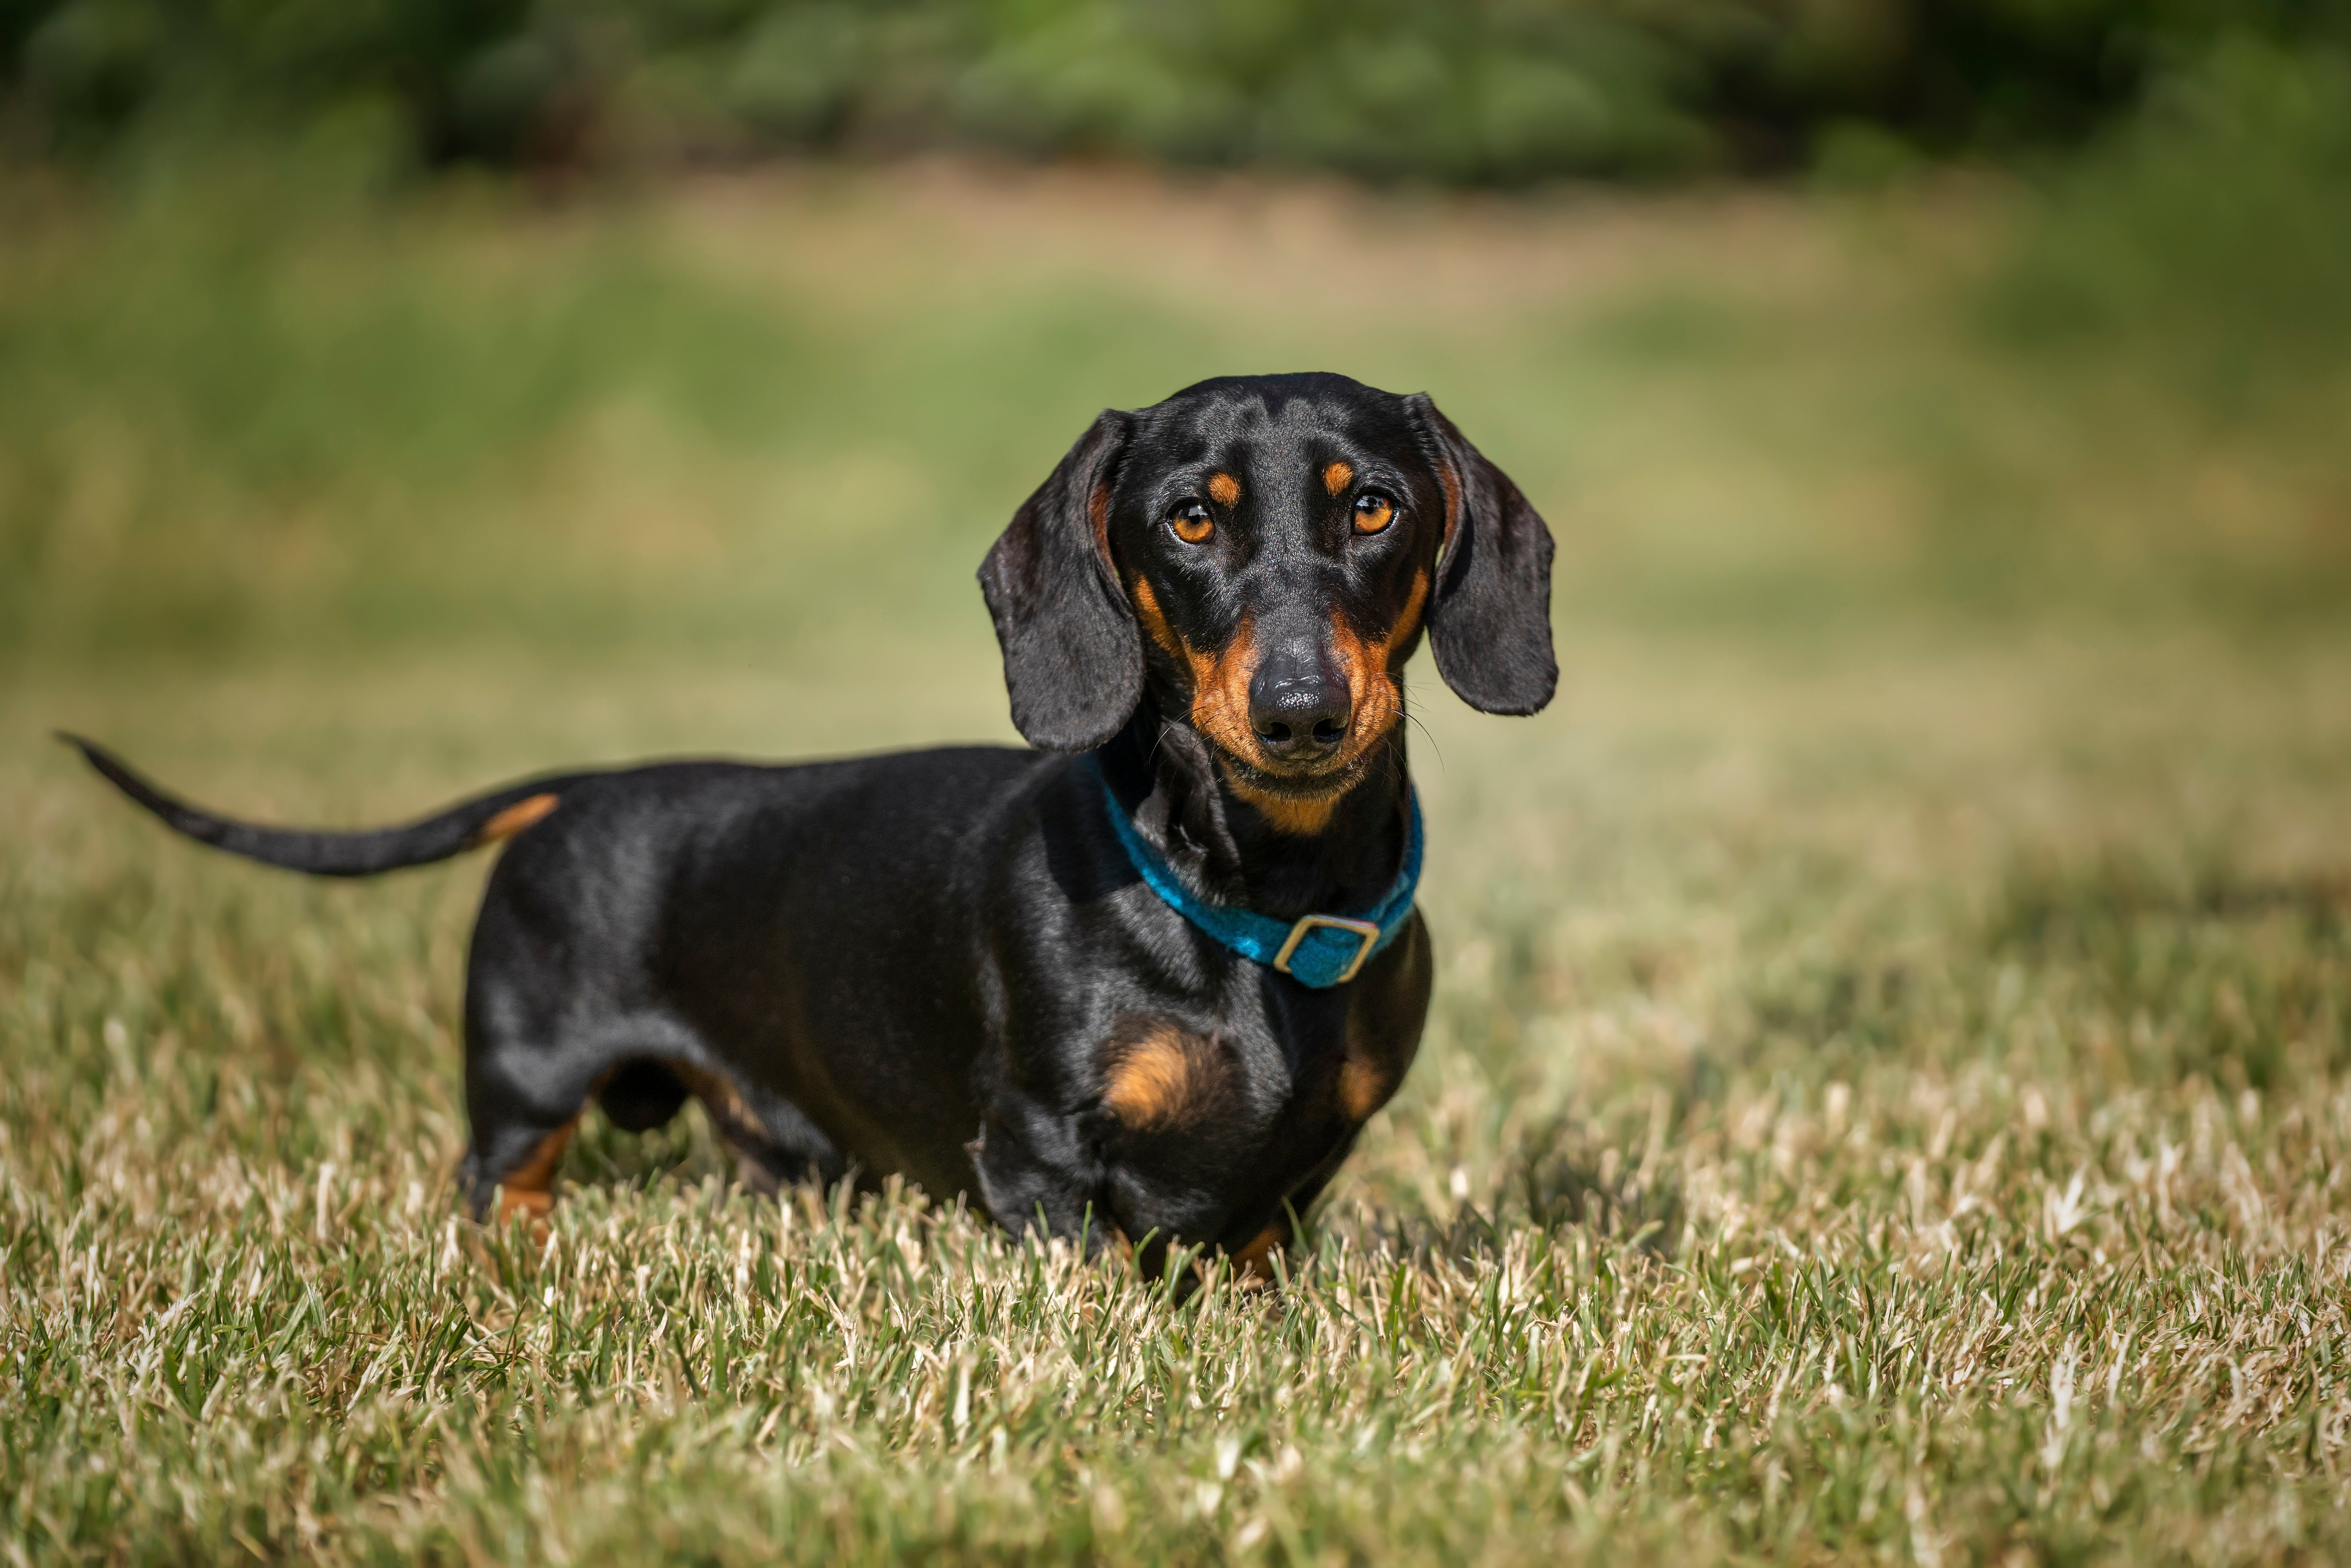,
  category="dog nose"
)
[1248,650,1351,761]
